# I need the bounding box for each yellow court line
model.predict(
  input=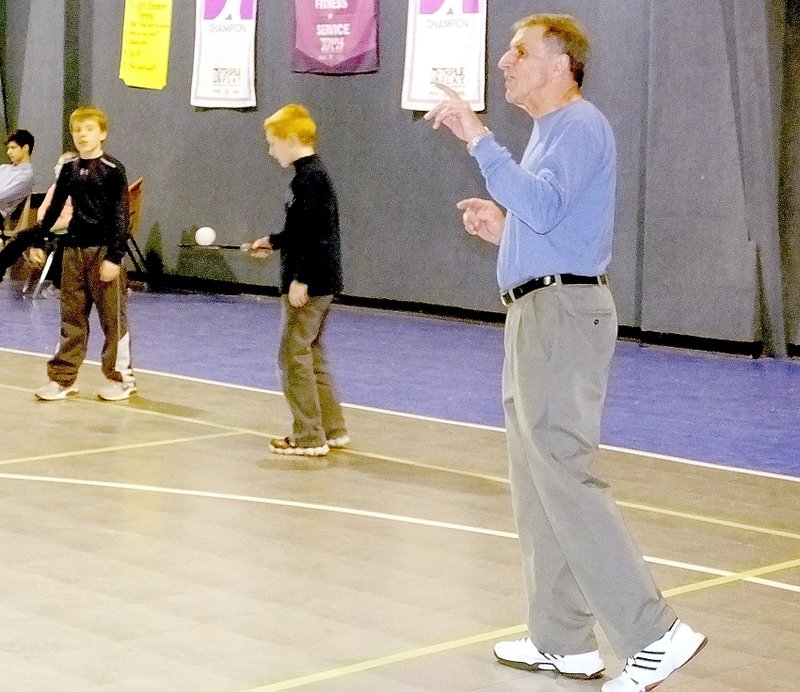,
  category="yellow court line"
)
[344,448,510,485]
[0,431,246,467]
[645,556,800,594]
[2,384,798,543]
[619,500,800,541]
[344,455,800,540]
[0,380,272,439]
[1,384,32,392]
[84,394,275,438]
[248,557,800,691]
[3,470,795,597]
[664,556,800,596]
[2,391,798,543]
[246,625,528,691]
